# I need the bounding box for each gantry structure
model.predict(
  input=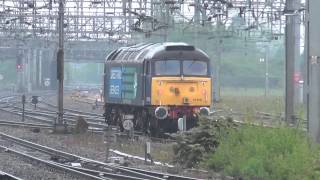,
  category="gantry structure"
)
[0,0,294,42]
[0,0,302,91]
